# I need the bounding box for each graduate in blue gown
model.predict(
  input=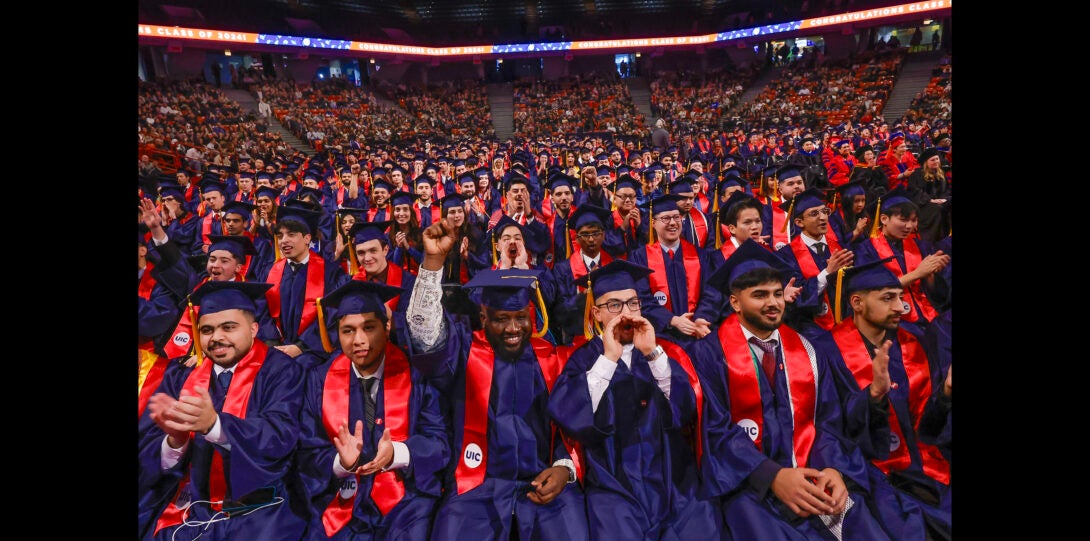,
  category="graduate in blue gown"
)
[547,260,722,540]
[138,281,307,541]
[545,205,615,345]
[687,240,891,540]
[402,224,589,541]
[295,280,449,540]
